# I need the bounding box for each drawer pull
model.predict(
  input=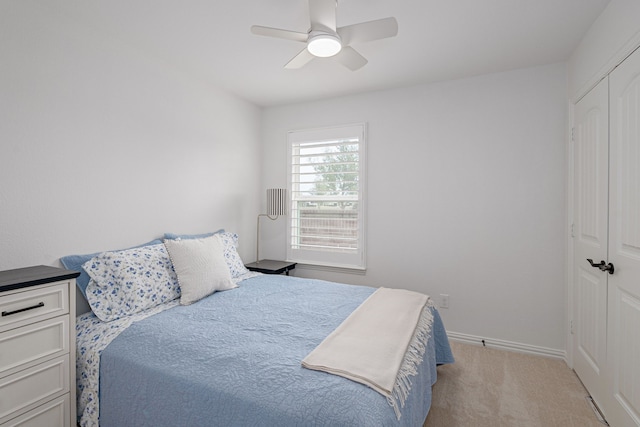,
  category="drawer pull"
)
[2,302,45,317]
